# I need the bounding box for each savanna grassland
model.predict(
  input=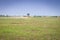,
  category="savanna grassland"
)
[0,17,60,40]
